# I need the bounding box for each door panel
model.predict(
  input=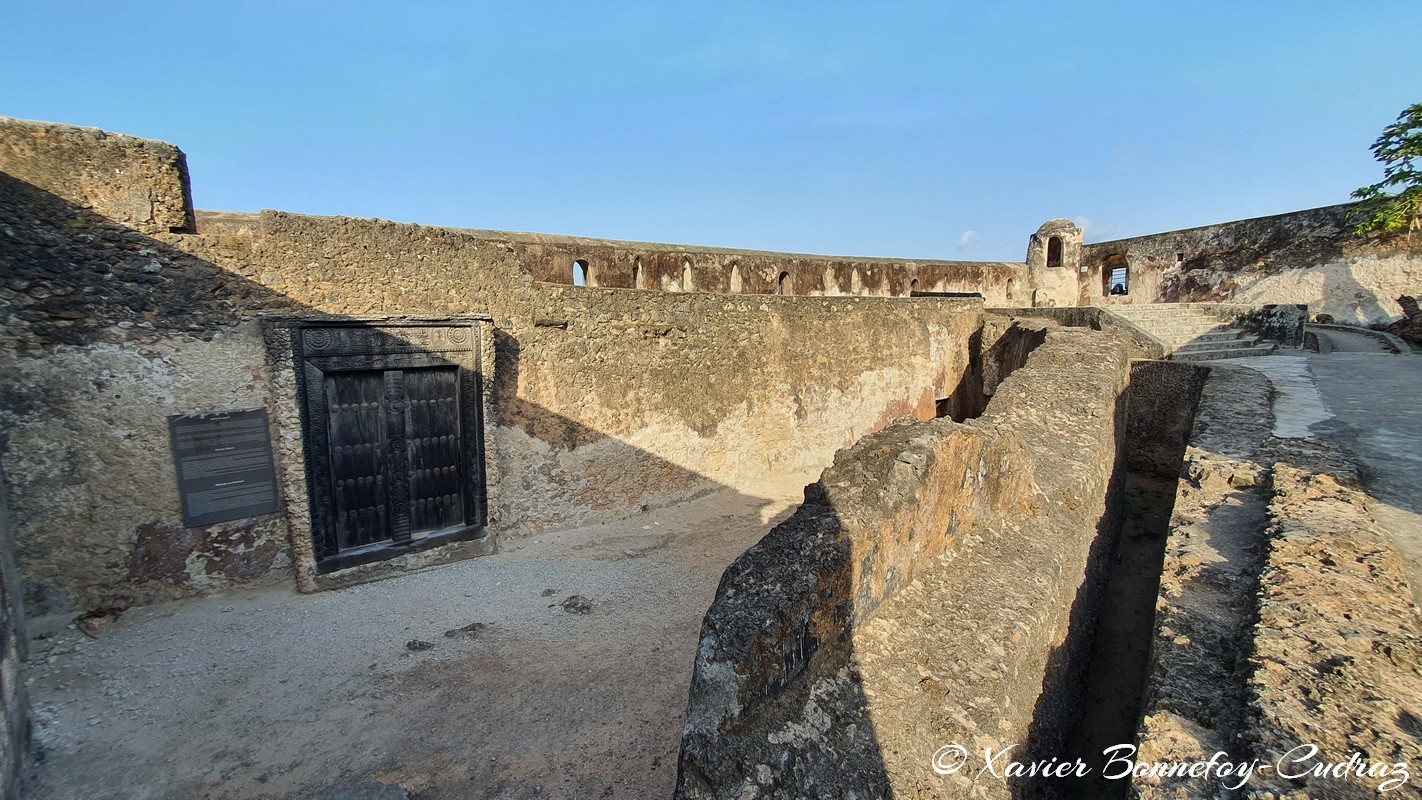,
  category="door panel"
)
[321,367,463,549]
[405,368,464,534]
[324,371,389,550]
